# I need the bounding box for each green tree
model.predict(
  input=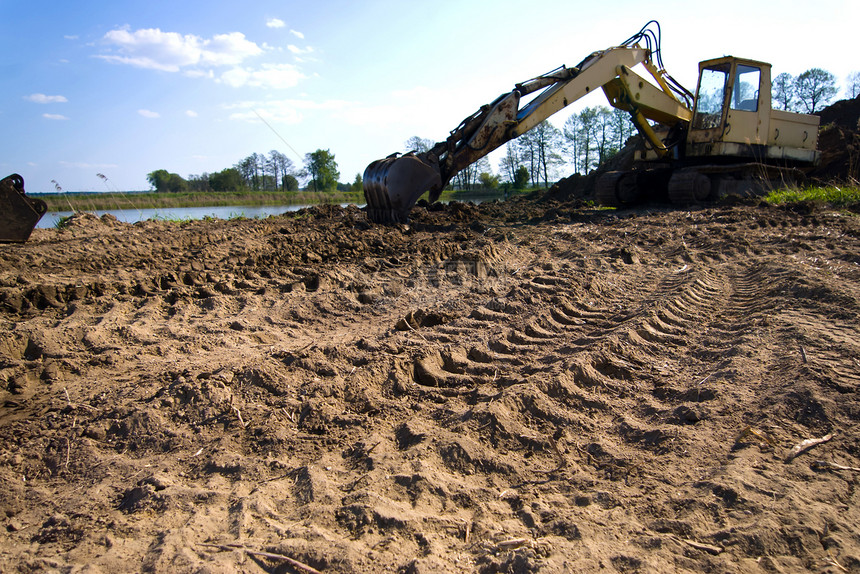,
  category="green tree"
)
[186,173,210,192]
[351,173,363,192]
[235,153,264,190]
[478,171,499,190]
[513,166,529,189]
[147,169,170,192]
[147,169,187,192]
[209,168,244,191]
[772,72,795,111]
[304,149,340,191]
[794,68,838,114]
[283,174,299,192]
